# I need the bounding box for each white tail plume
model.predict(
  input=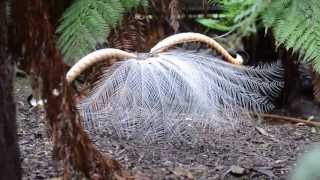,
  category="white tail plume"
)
[77,49,284,144]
